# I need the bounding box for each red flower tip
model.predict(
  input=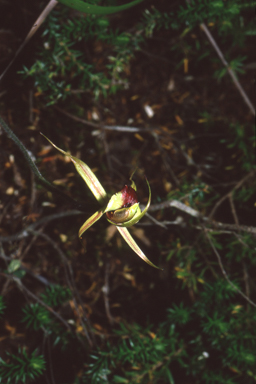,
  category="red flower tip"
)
[121,185,138,208]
